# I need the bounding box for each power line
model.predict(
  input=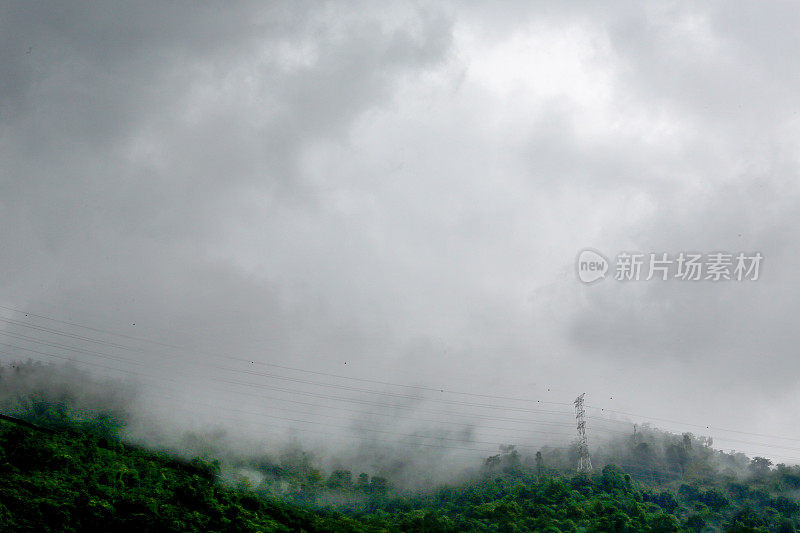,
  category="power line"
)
[4,302,797,447]
[0,341,579,433]
[1,336,797,461]
[0,304,570,405]
[4,343,798,463]
[0,316,576,415]
[150,392,575,449]
[587,406,800,443]
[4,340,796,466]
[1,304,799,459]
